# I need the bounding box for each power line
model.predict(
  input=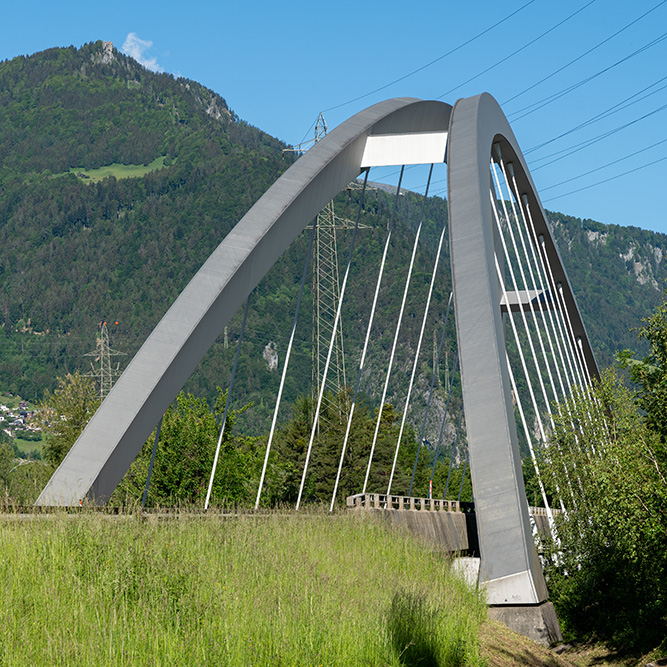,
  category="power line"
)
[541,136,667,192]
[530,100,667,171]
[508,30,667,121]
[319,0,538,114]
[542,153,667,202]
[436,0,598,101]
[502,0,667,106]
[524,74,667,155]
